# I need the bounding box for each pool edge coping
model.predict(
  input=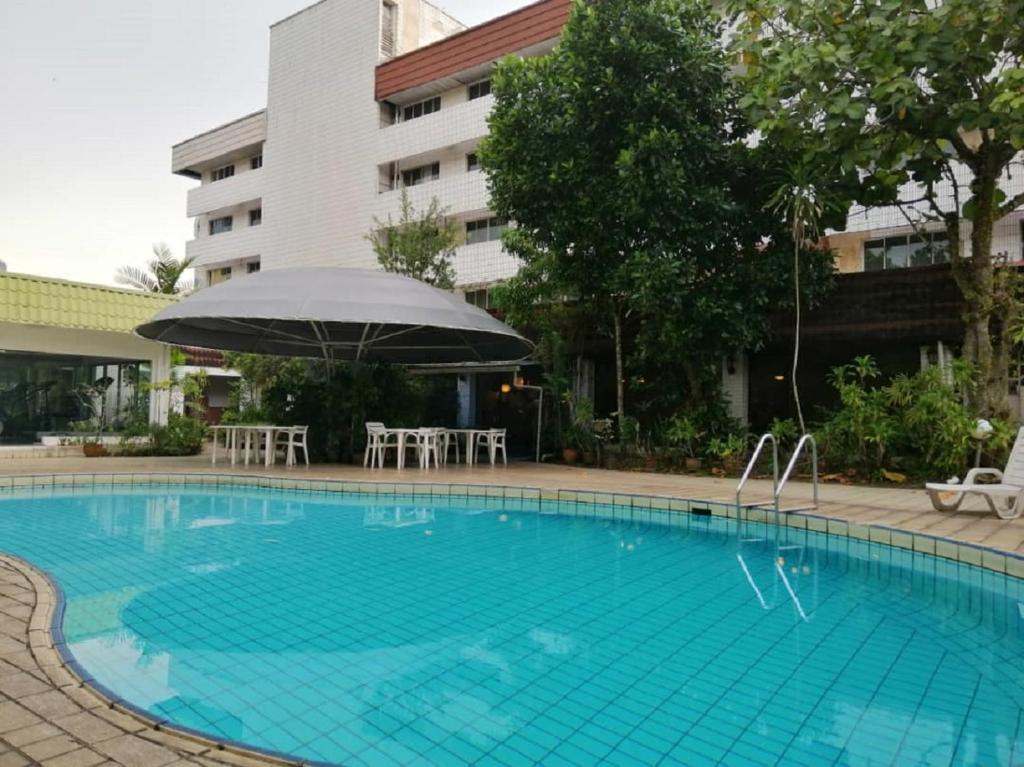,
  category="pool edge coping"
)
[1,470,1021,579]
[1,552,321,767]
